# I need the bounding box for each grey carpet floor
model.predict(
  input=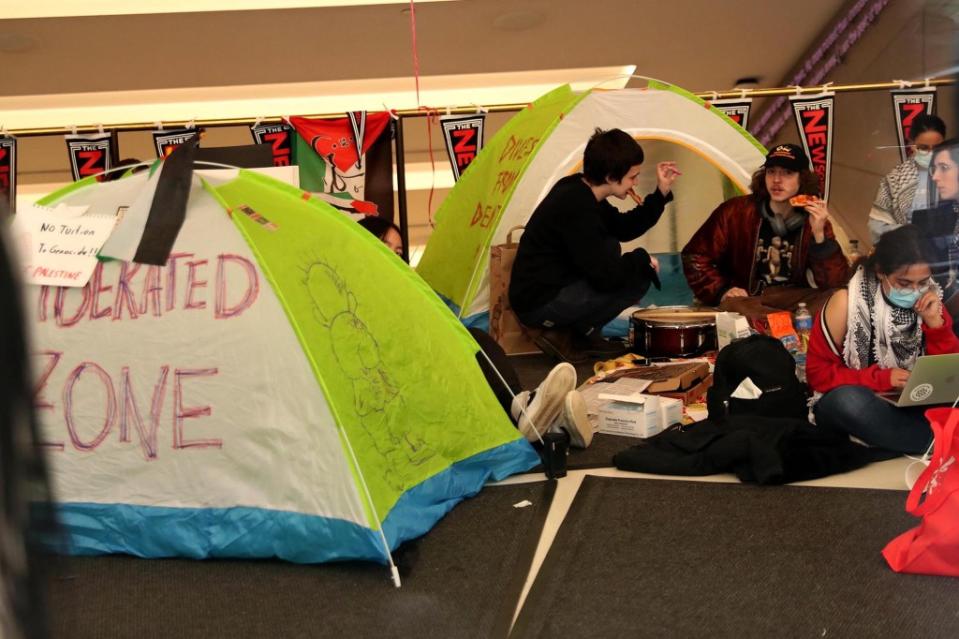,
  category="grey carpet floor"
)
[45,481,554,639]
[512,475,959,639]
